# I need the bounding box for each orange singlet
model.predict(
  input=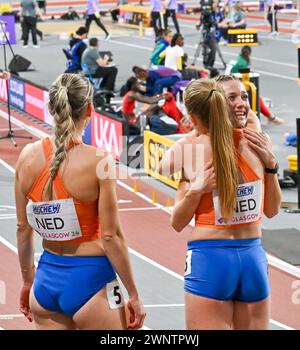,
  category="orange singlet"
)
[26,137,100,243]
[195,129,264,229]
